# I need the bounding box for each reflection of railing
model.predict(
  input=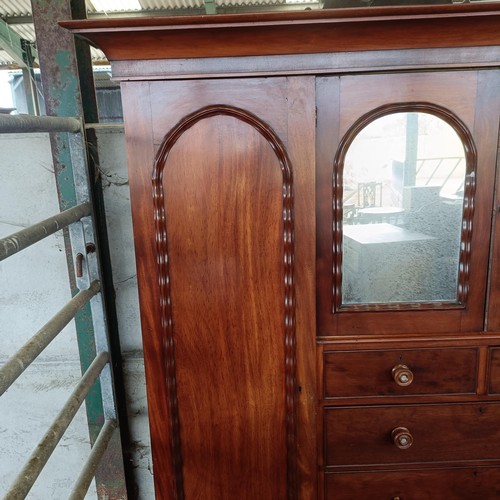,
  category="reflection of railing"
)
[416,156,464,193]
[342,156,465,208]
[344,188,357,205]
